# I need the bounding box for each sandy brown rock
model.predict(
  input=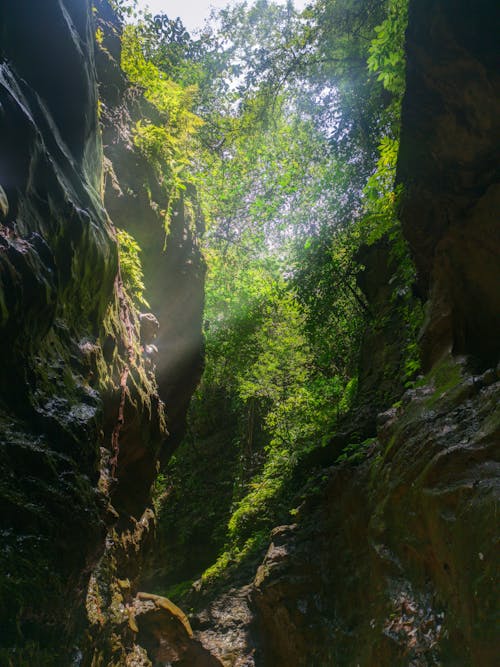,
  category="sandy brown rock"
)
[128,593,222,666]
